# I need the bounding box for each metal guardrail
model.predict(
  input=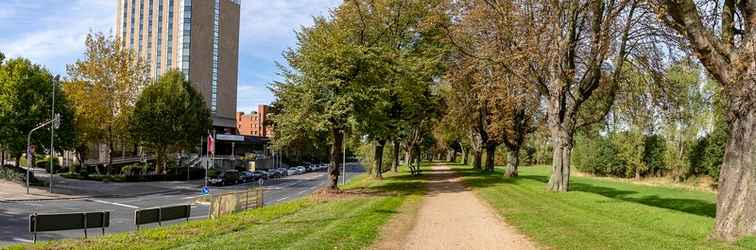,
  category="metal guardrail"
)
[29,211,110,243]
[135,205,191,229]
[209,187,263,219]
